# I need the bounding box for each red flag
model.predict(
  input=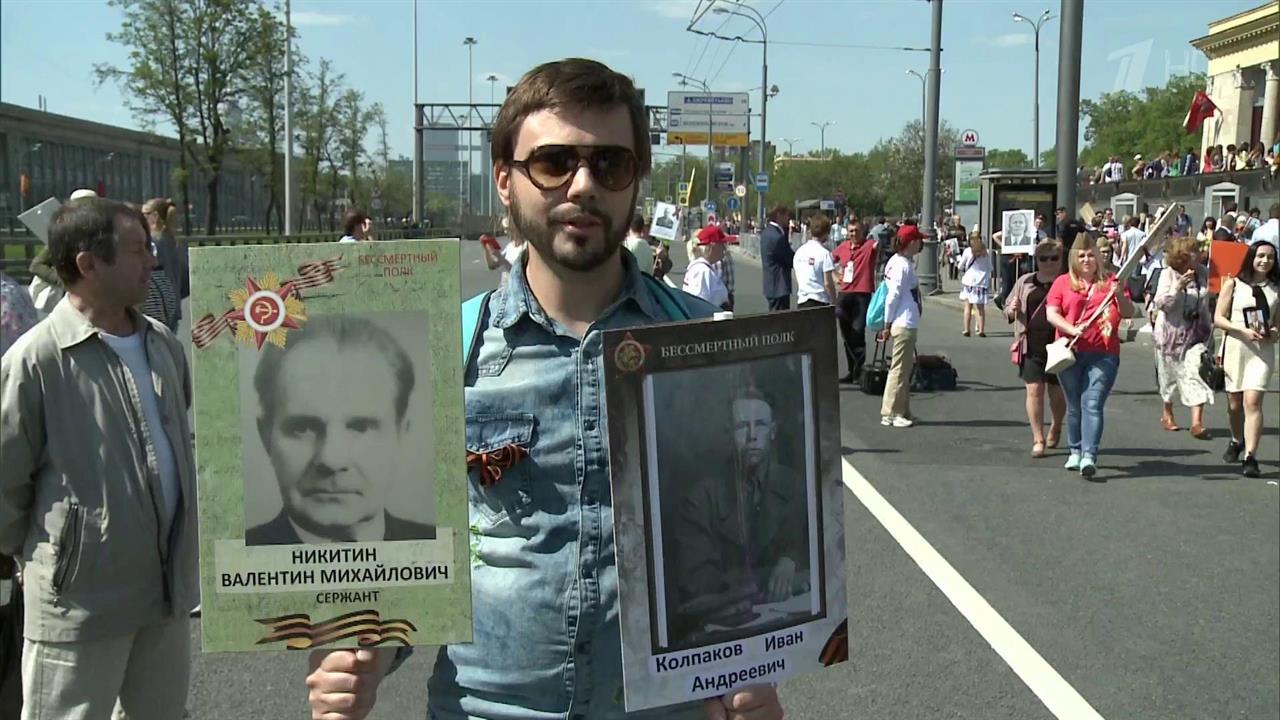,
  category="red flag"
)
[1183,90,1218,134]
